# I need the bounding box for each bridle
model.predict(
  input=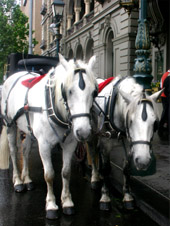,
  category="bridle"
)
[46,67,97,142]
[125,98,157,149]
